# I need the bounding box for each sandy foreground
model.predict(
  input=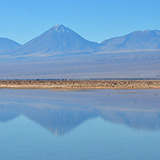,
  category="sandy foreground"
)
[0,80,160,89]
